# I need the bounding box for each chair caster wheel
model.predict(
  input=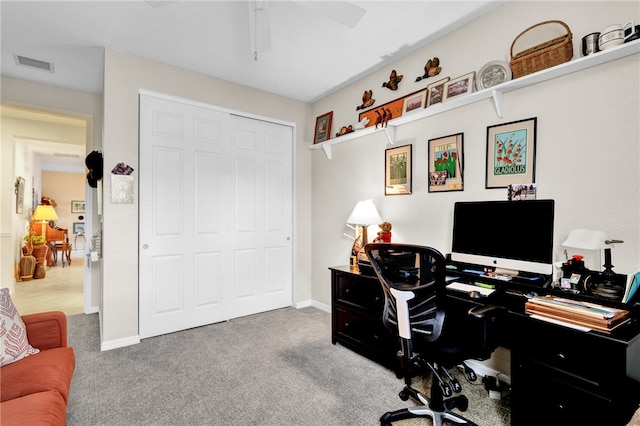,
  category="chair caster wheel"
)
[457,395,469,412]
[399,388,410,401]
